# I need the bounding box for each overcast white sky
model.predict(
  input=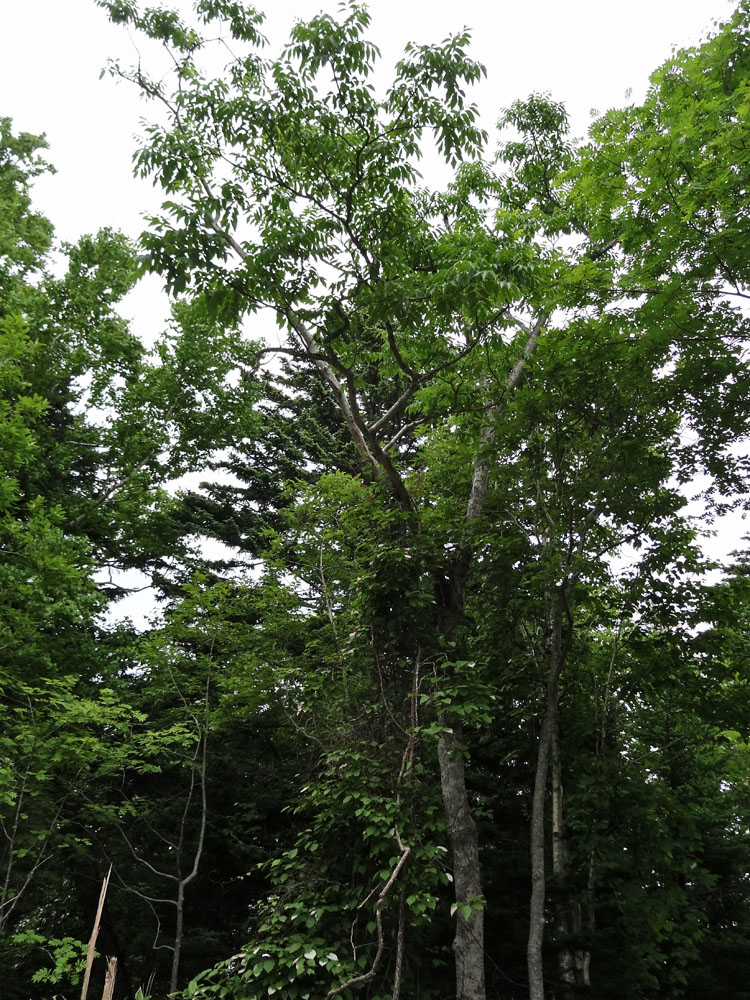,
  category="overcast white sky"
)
[0,0,736,335]
[1,0,735,248]
[1,0,744,616]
